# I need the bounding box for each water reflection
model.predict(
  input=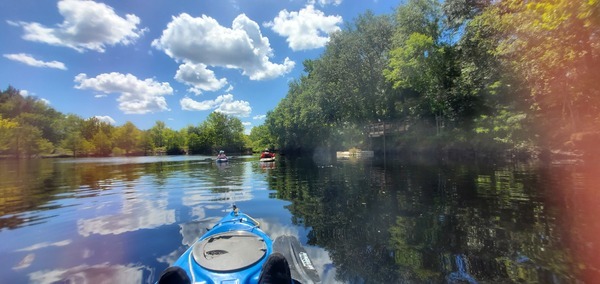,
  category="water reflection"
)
[268,158,586,283]
[542,162,600,283]
[445,254,477,284]
[260,161,276,170]
[28,263,152,284]
[0,156,258,283]
[0,156,596,283]
[156,217,221,267]
[77,193,175,237]
[16,240,72,252]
